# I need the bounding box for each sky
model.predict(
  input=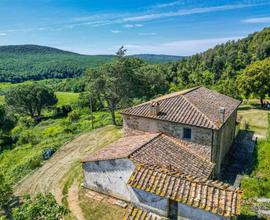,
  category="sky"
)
[0,0,270,55]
